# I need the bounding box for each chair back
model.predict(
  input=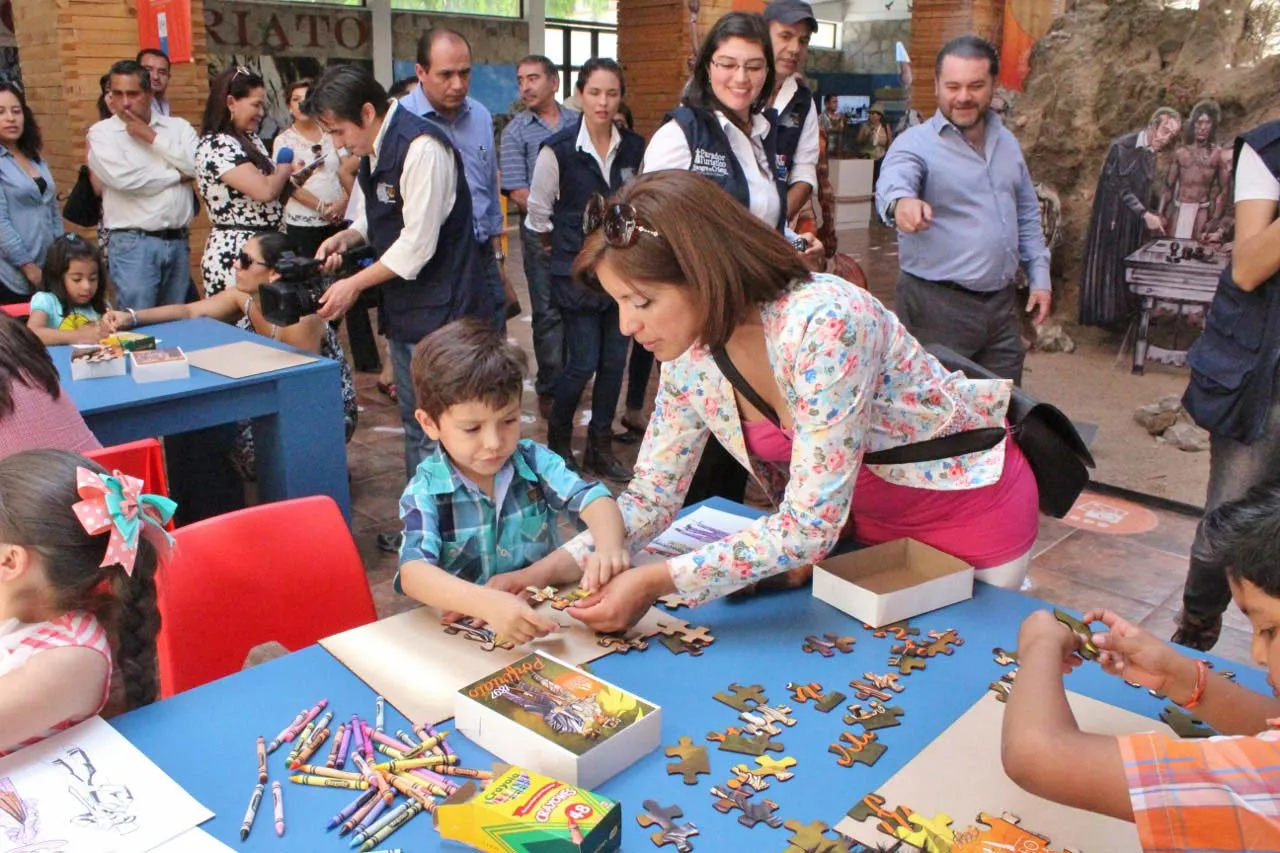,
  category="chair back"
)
[85,439,170,509]
[156,495,376,696]
[1,303,30,319]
